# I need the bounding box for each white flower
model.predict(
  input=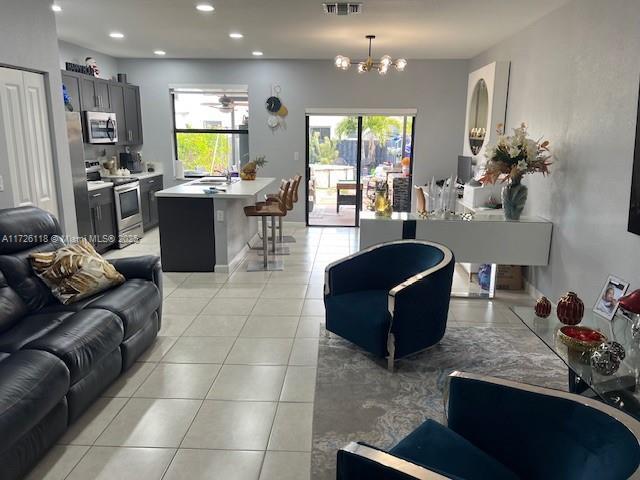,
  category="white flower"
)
[517,160,528,172]
[484,146,496,159]
[508,145,521,158]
